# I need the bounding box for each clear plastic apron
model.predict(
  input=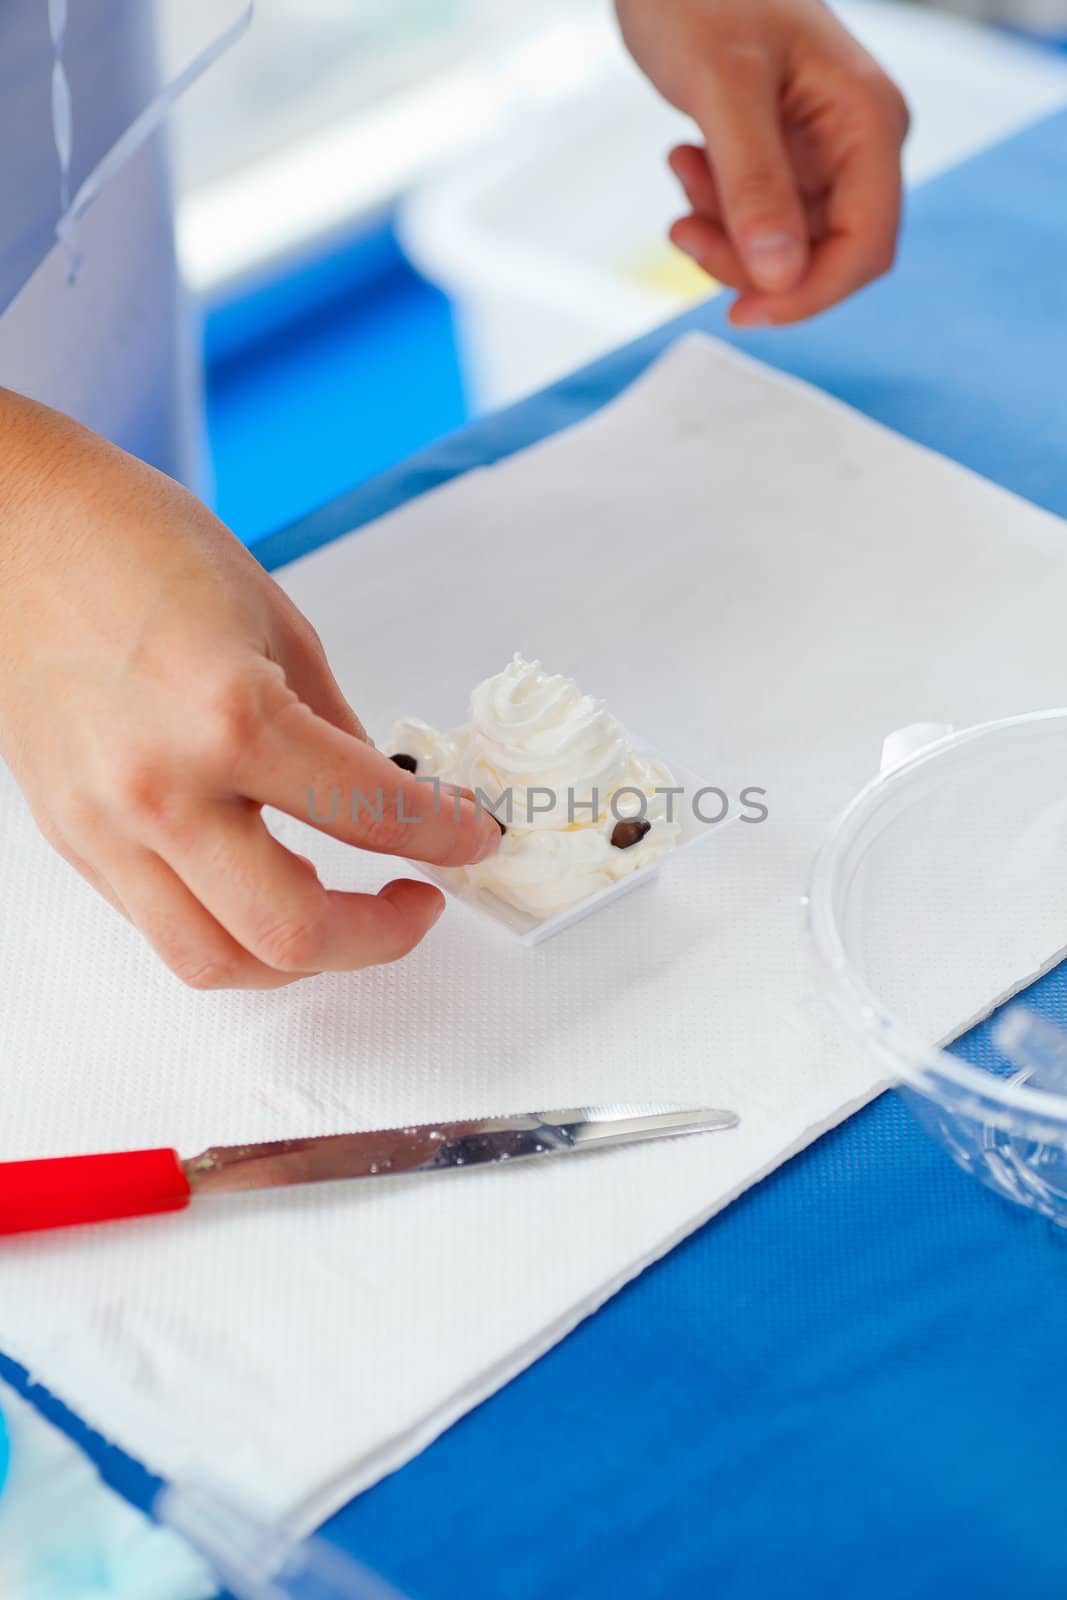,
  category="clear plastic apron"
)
[0,1,253,490]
